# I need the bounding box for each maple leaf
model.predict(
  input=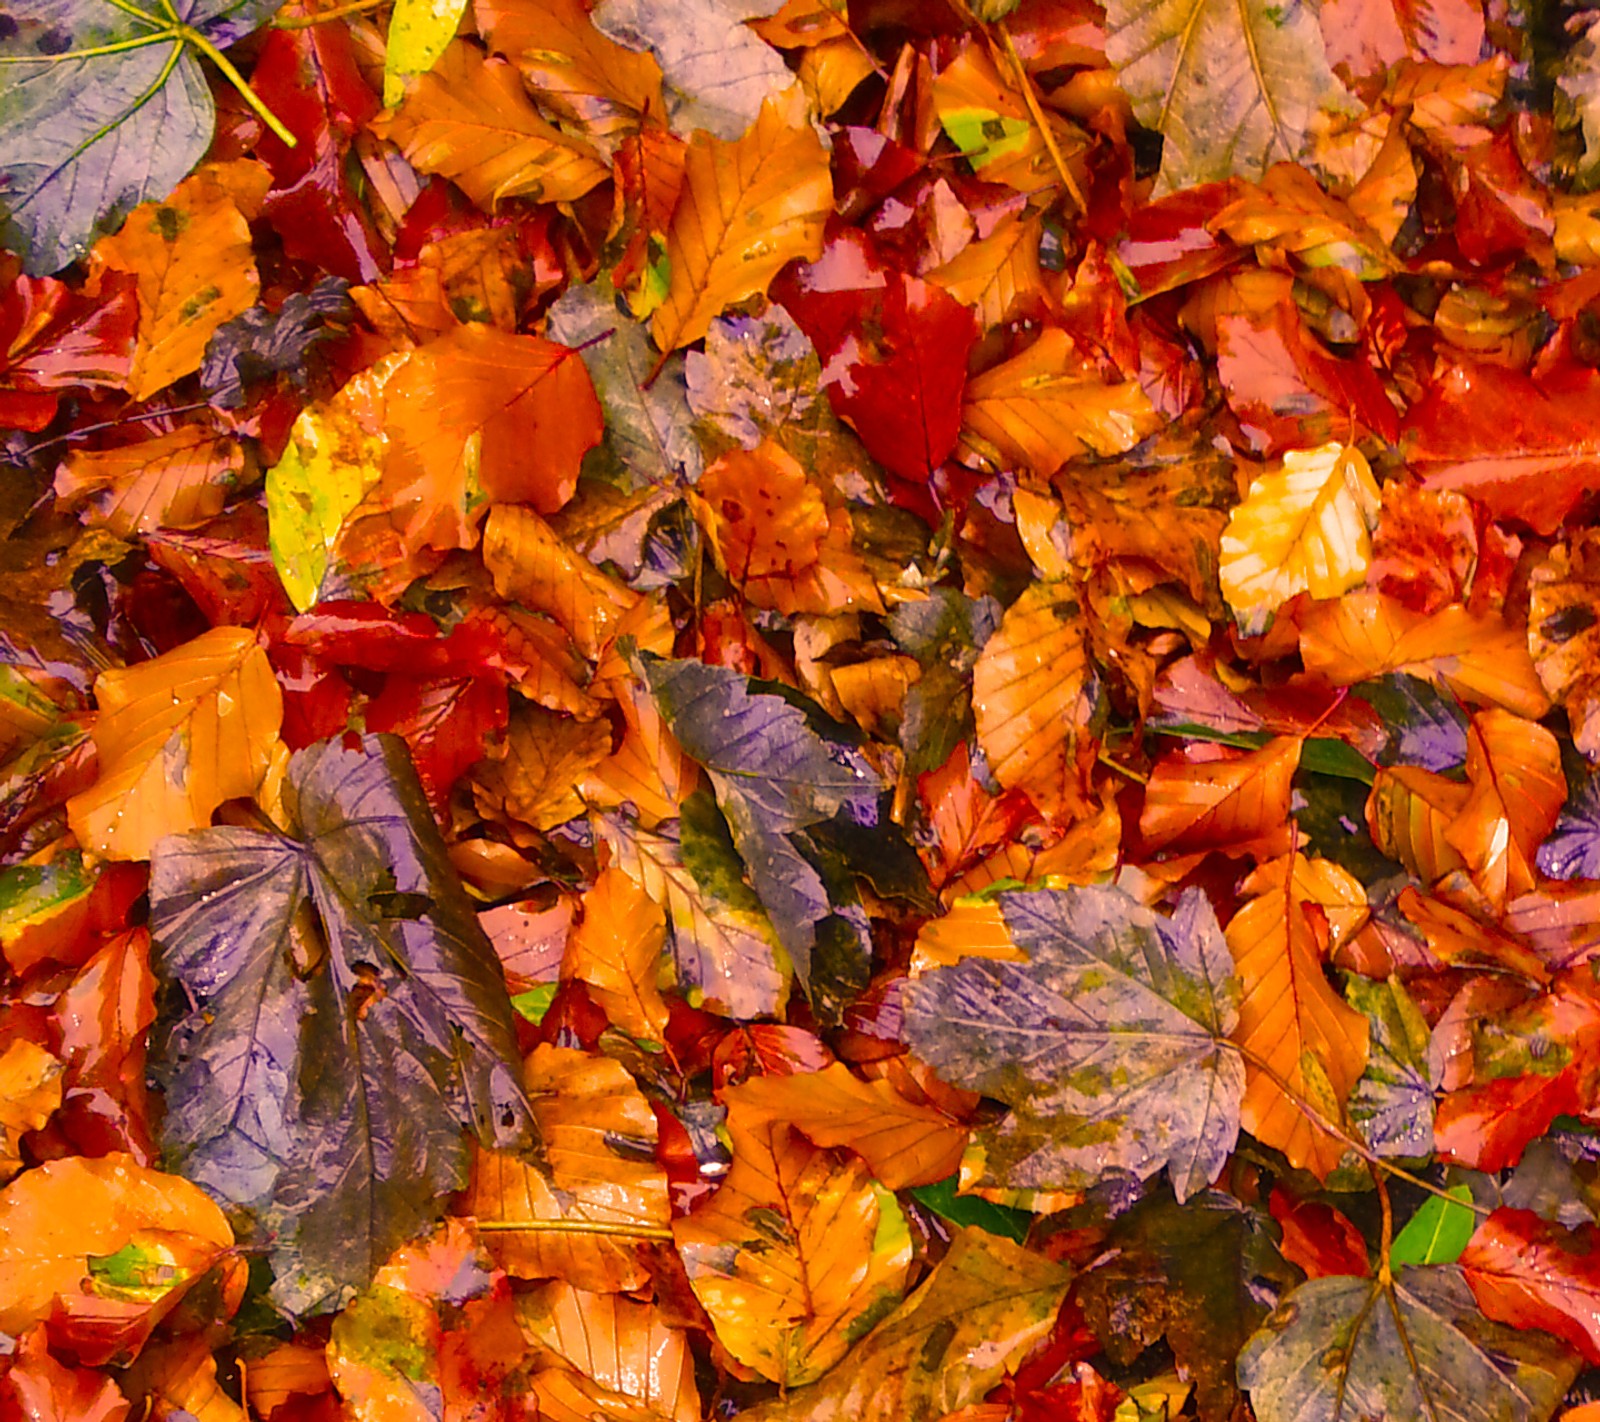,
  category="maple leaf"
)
[905,884,1244,1201]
